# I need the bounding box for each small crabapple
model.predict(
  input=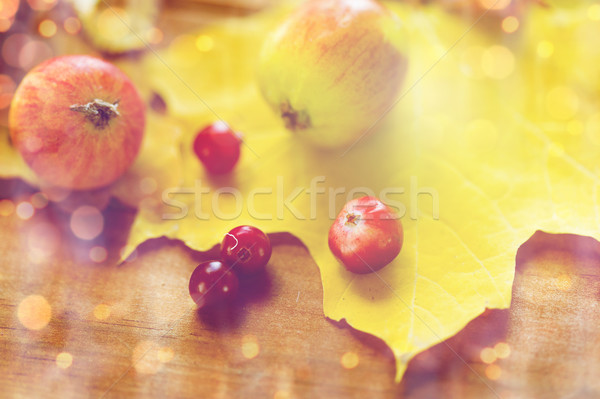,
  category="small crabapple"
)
[328,196,403,274]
